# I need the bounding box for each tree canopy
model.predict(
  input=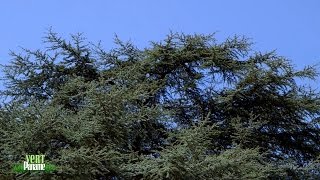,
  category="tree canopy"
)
[1,30,319,179]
